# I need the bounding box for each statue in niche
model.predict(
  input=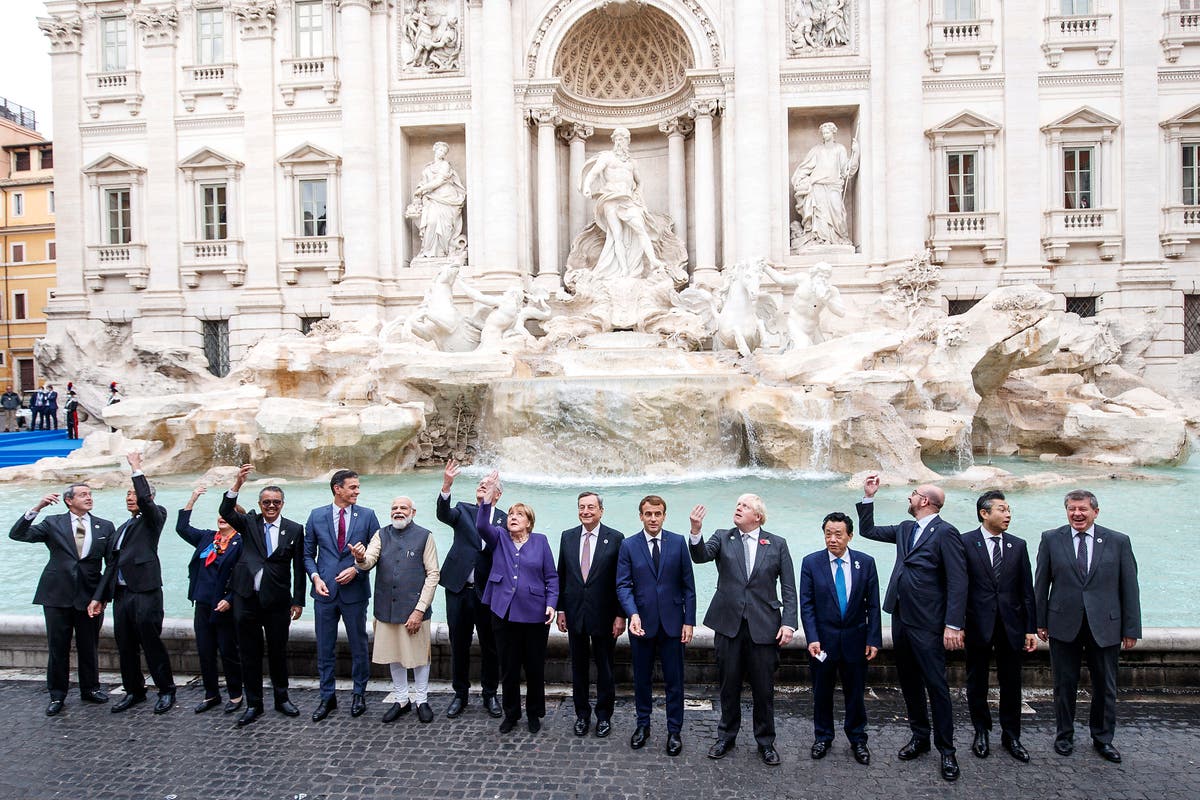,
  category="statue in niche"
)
[406,141,467,261]
[402,0,461,72]
[788,0,850,54]
[763,261,847,351]
[790,121,859,250]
